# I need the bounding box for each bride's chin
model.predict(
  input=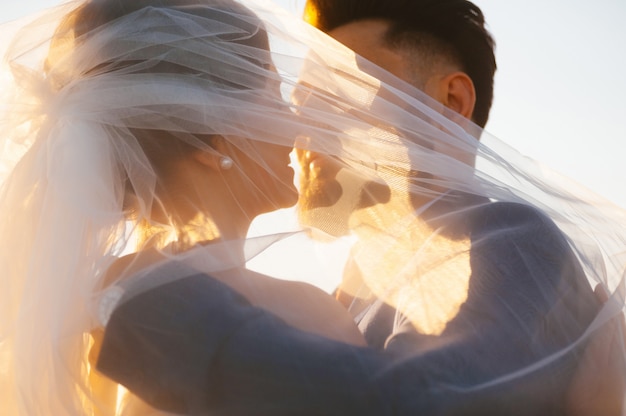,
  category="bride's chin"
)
[258,184,299,214]
[278,185,299,209]
[274,169,299,208]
